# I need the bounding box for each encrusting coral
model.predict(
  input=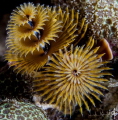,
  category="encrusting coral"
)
[0,99,48,120]
[5,2,87,75]
[51,0,118,42]
[33,38,112,115]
